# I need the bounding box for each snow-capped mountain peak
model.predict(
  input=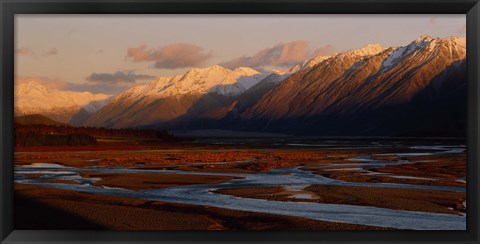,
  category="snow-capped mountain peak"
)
[415,34,434,43]
[380,34,465,73]
[301,55,331,69]
[183,65,229,78]
[84,65,269,128]
[145,75,184,95]
[233,66,261,76]
[300,43,384,71]
[107,65,268,109]
[15,81,112,123]
[84,35,466,130]
[153,65,267,97]
[344,43,385,57]
[16,80,50,95]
